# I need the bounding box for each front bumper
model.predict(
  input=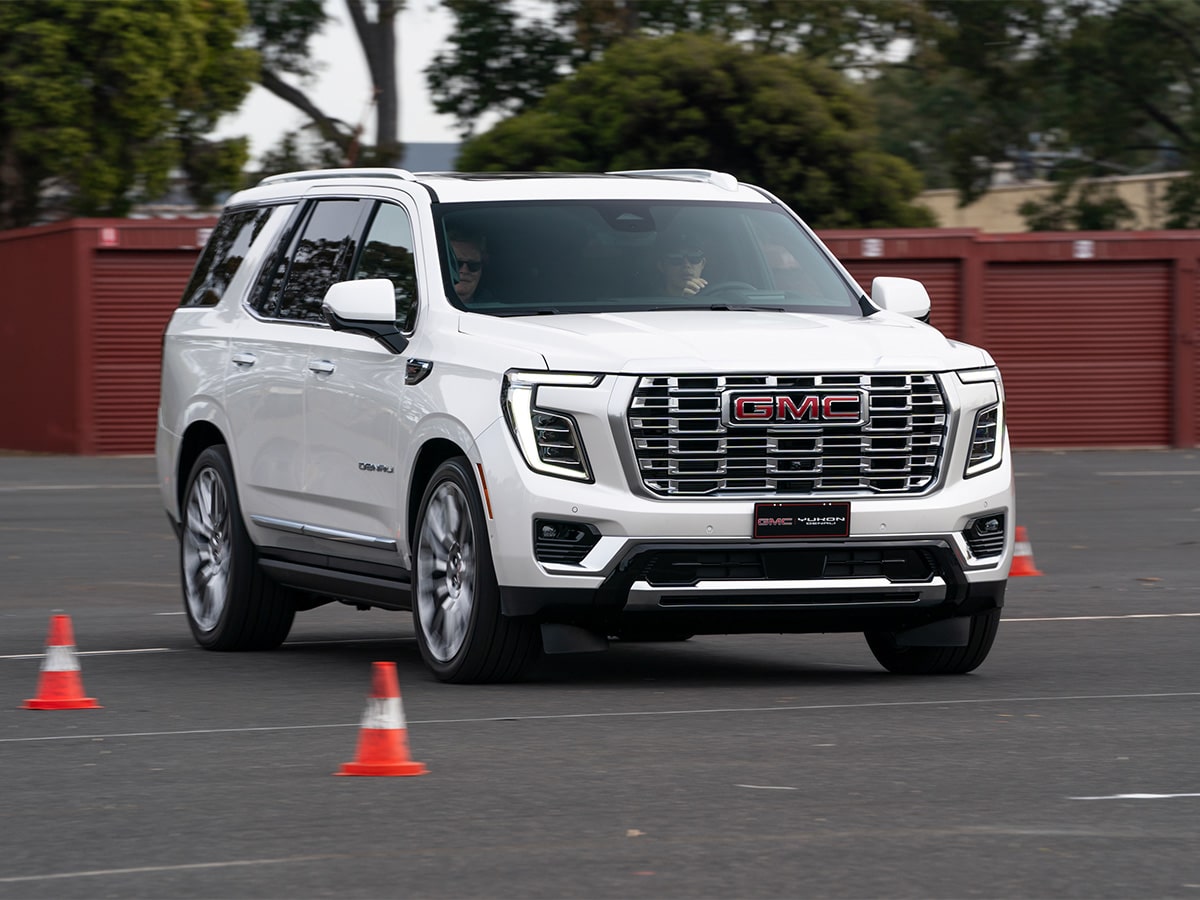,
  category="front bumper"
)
[474,402,1014,632]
